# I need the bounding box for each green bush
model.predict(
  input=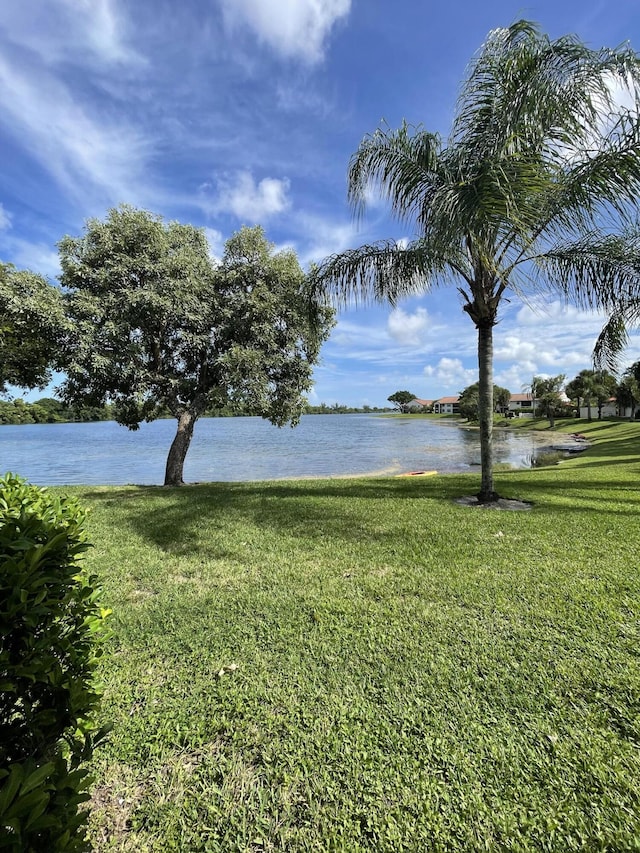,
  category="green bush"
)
[0,474,110,851]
